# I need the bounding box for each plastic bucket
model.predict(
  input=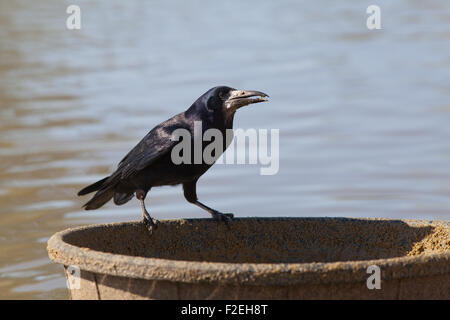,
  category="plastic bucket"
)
[47,218,450,299]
